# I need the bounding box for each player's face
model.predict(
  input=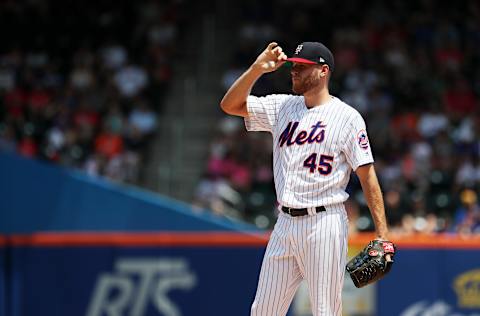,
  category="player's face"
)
[290,63,323,94]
